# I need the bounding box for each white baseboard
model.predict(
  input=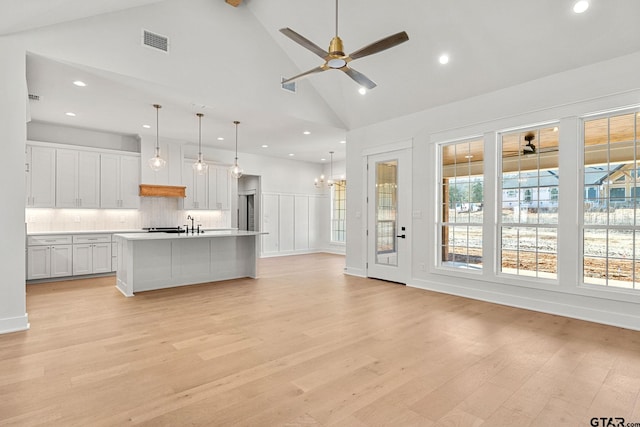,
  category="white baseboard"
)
[409,278,640,332]
[344,267,366,278]
[0,313,29,334]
